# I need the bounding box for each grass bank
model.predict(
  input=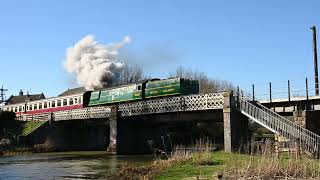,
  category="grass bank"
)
[0,120,47,155]
[0,120,46,137]
[110,151,320,179]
